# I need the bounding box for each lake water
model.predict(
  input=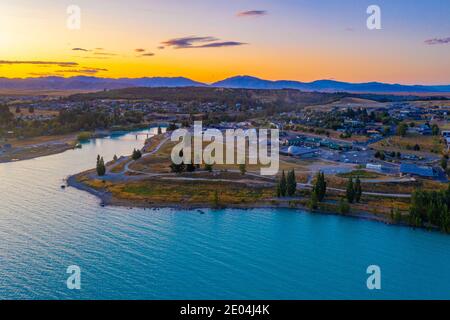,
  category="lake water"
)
[1,129,450,299]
